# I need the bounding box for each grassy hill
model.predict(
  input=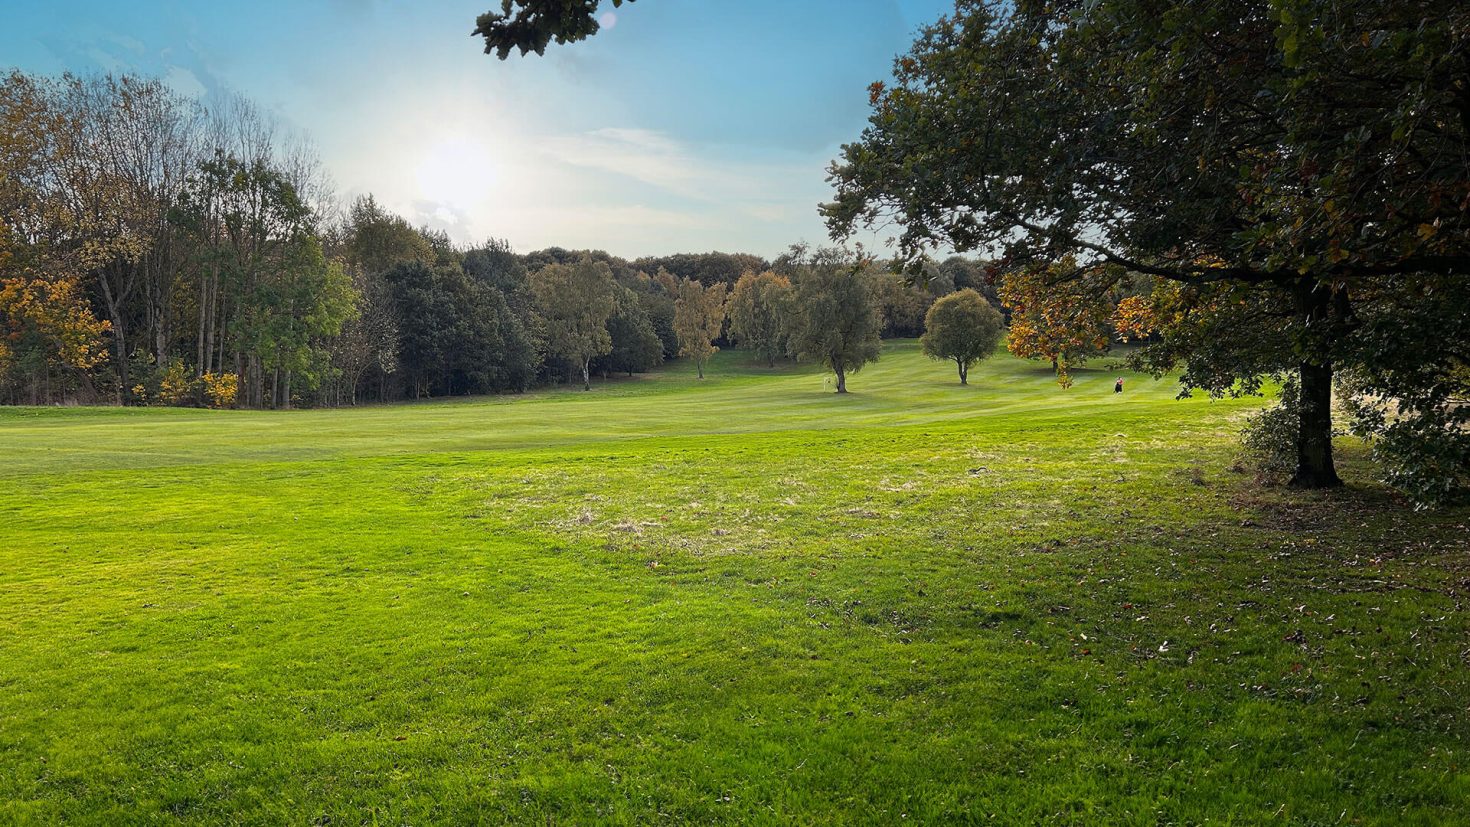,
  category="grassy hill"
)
[2,342,1466,823]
